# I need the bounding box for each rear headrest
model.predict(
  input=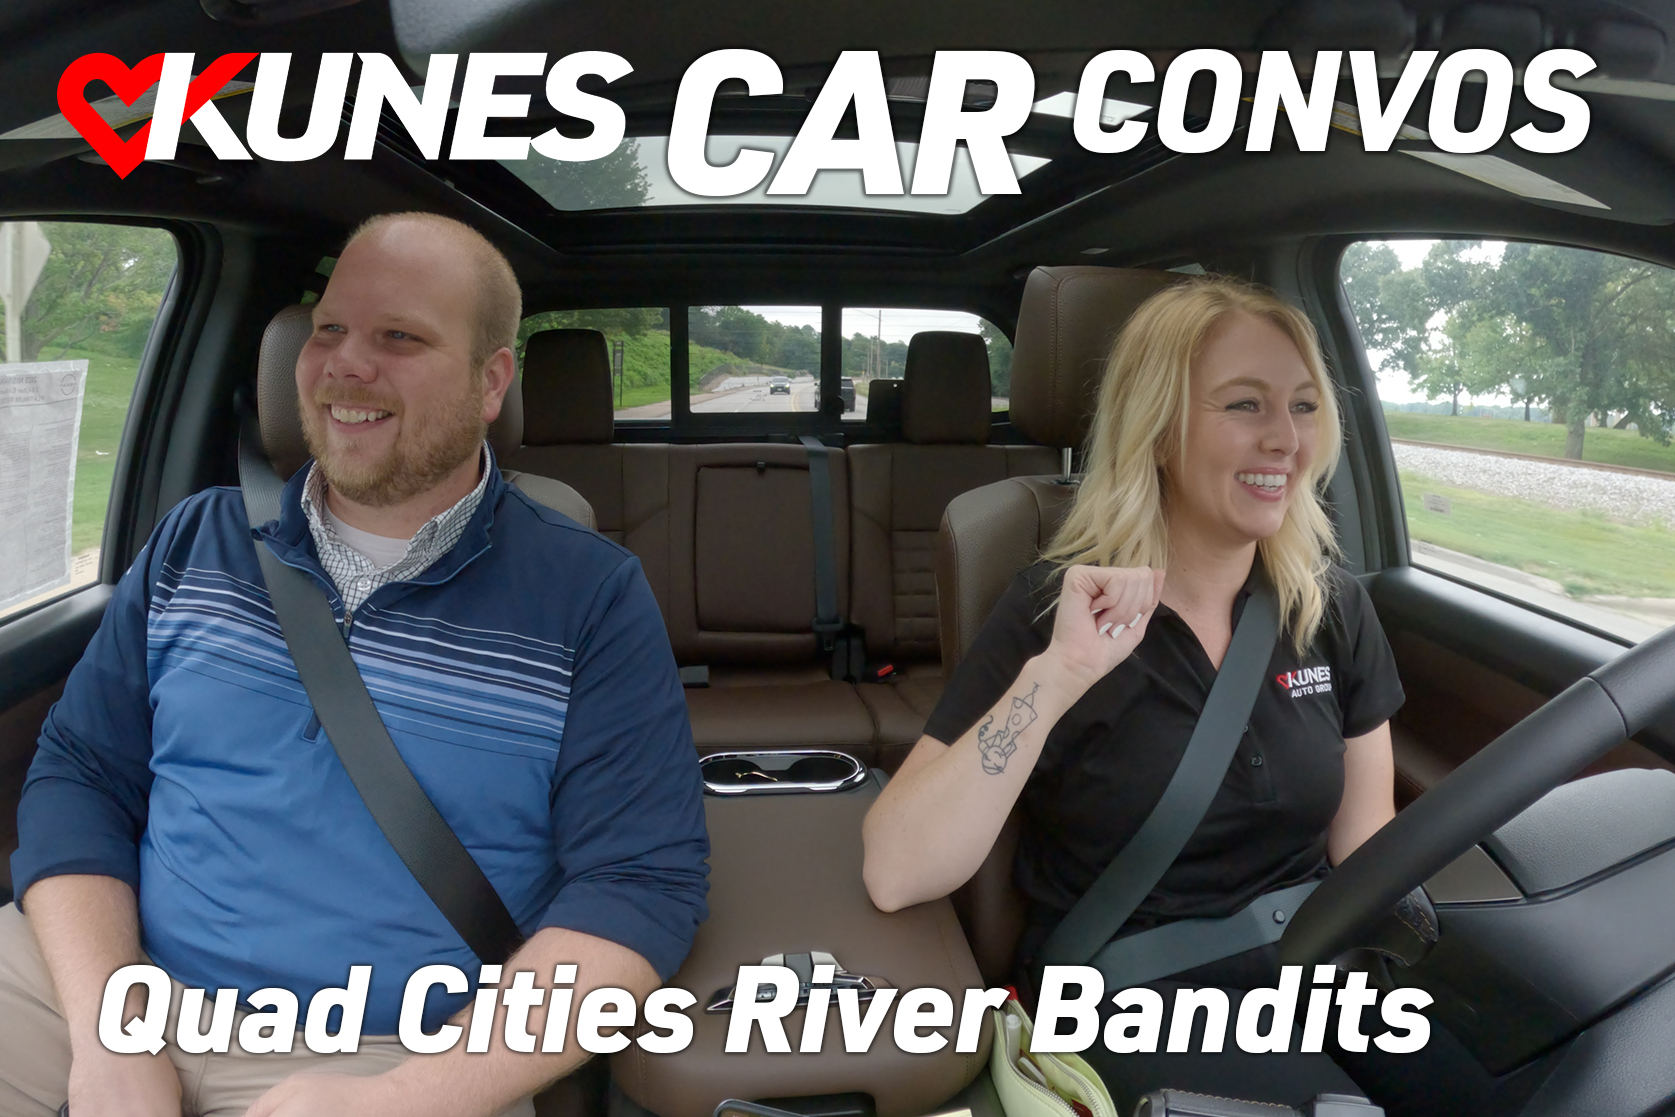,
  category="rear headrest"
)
[866,377,903,438]
[901,331,992,445]
[256,304,525,480]
[521,328,614,445]
[1008,267,1186,450]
